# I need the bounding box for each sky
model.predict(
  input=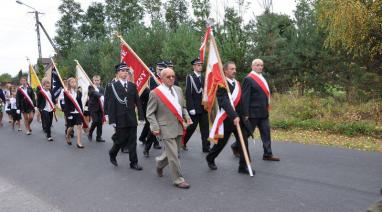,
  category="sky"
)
[0,0,297,76]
